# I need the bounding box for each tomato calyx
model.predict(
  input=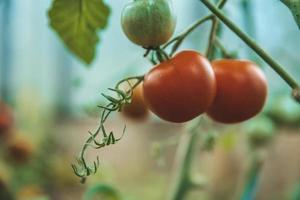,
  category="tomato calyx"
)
[143,46,170,64]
